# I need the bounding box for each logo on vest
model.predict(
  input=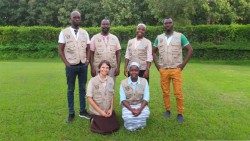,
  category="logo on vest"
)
[65,34,71,39]
[94,84,99,89]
